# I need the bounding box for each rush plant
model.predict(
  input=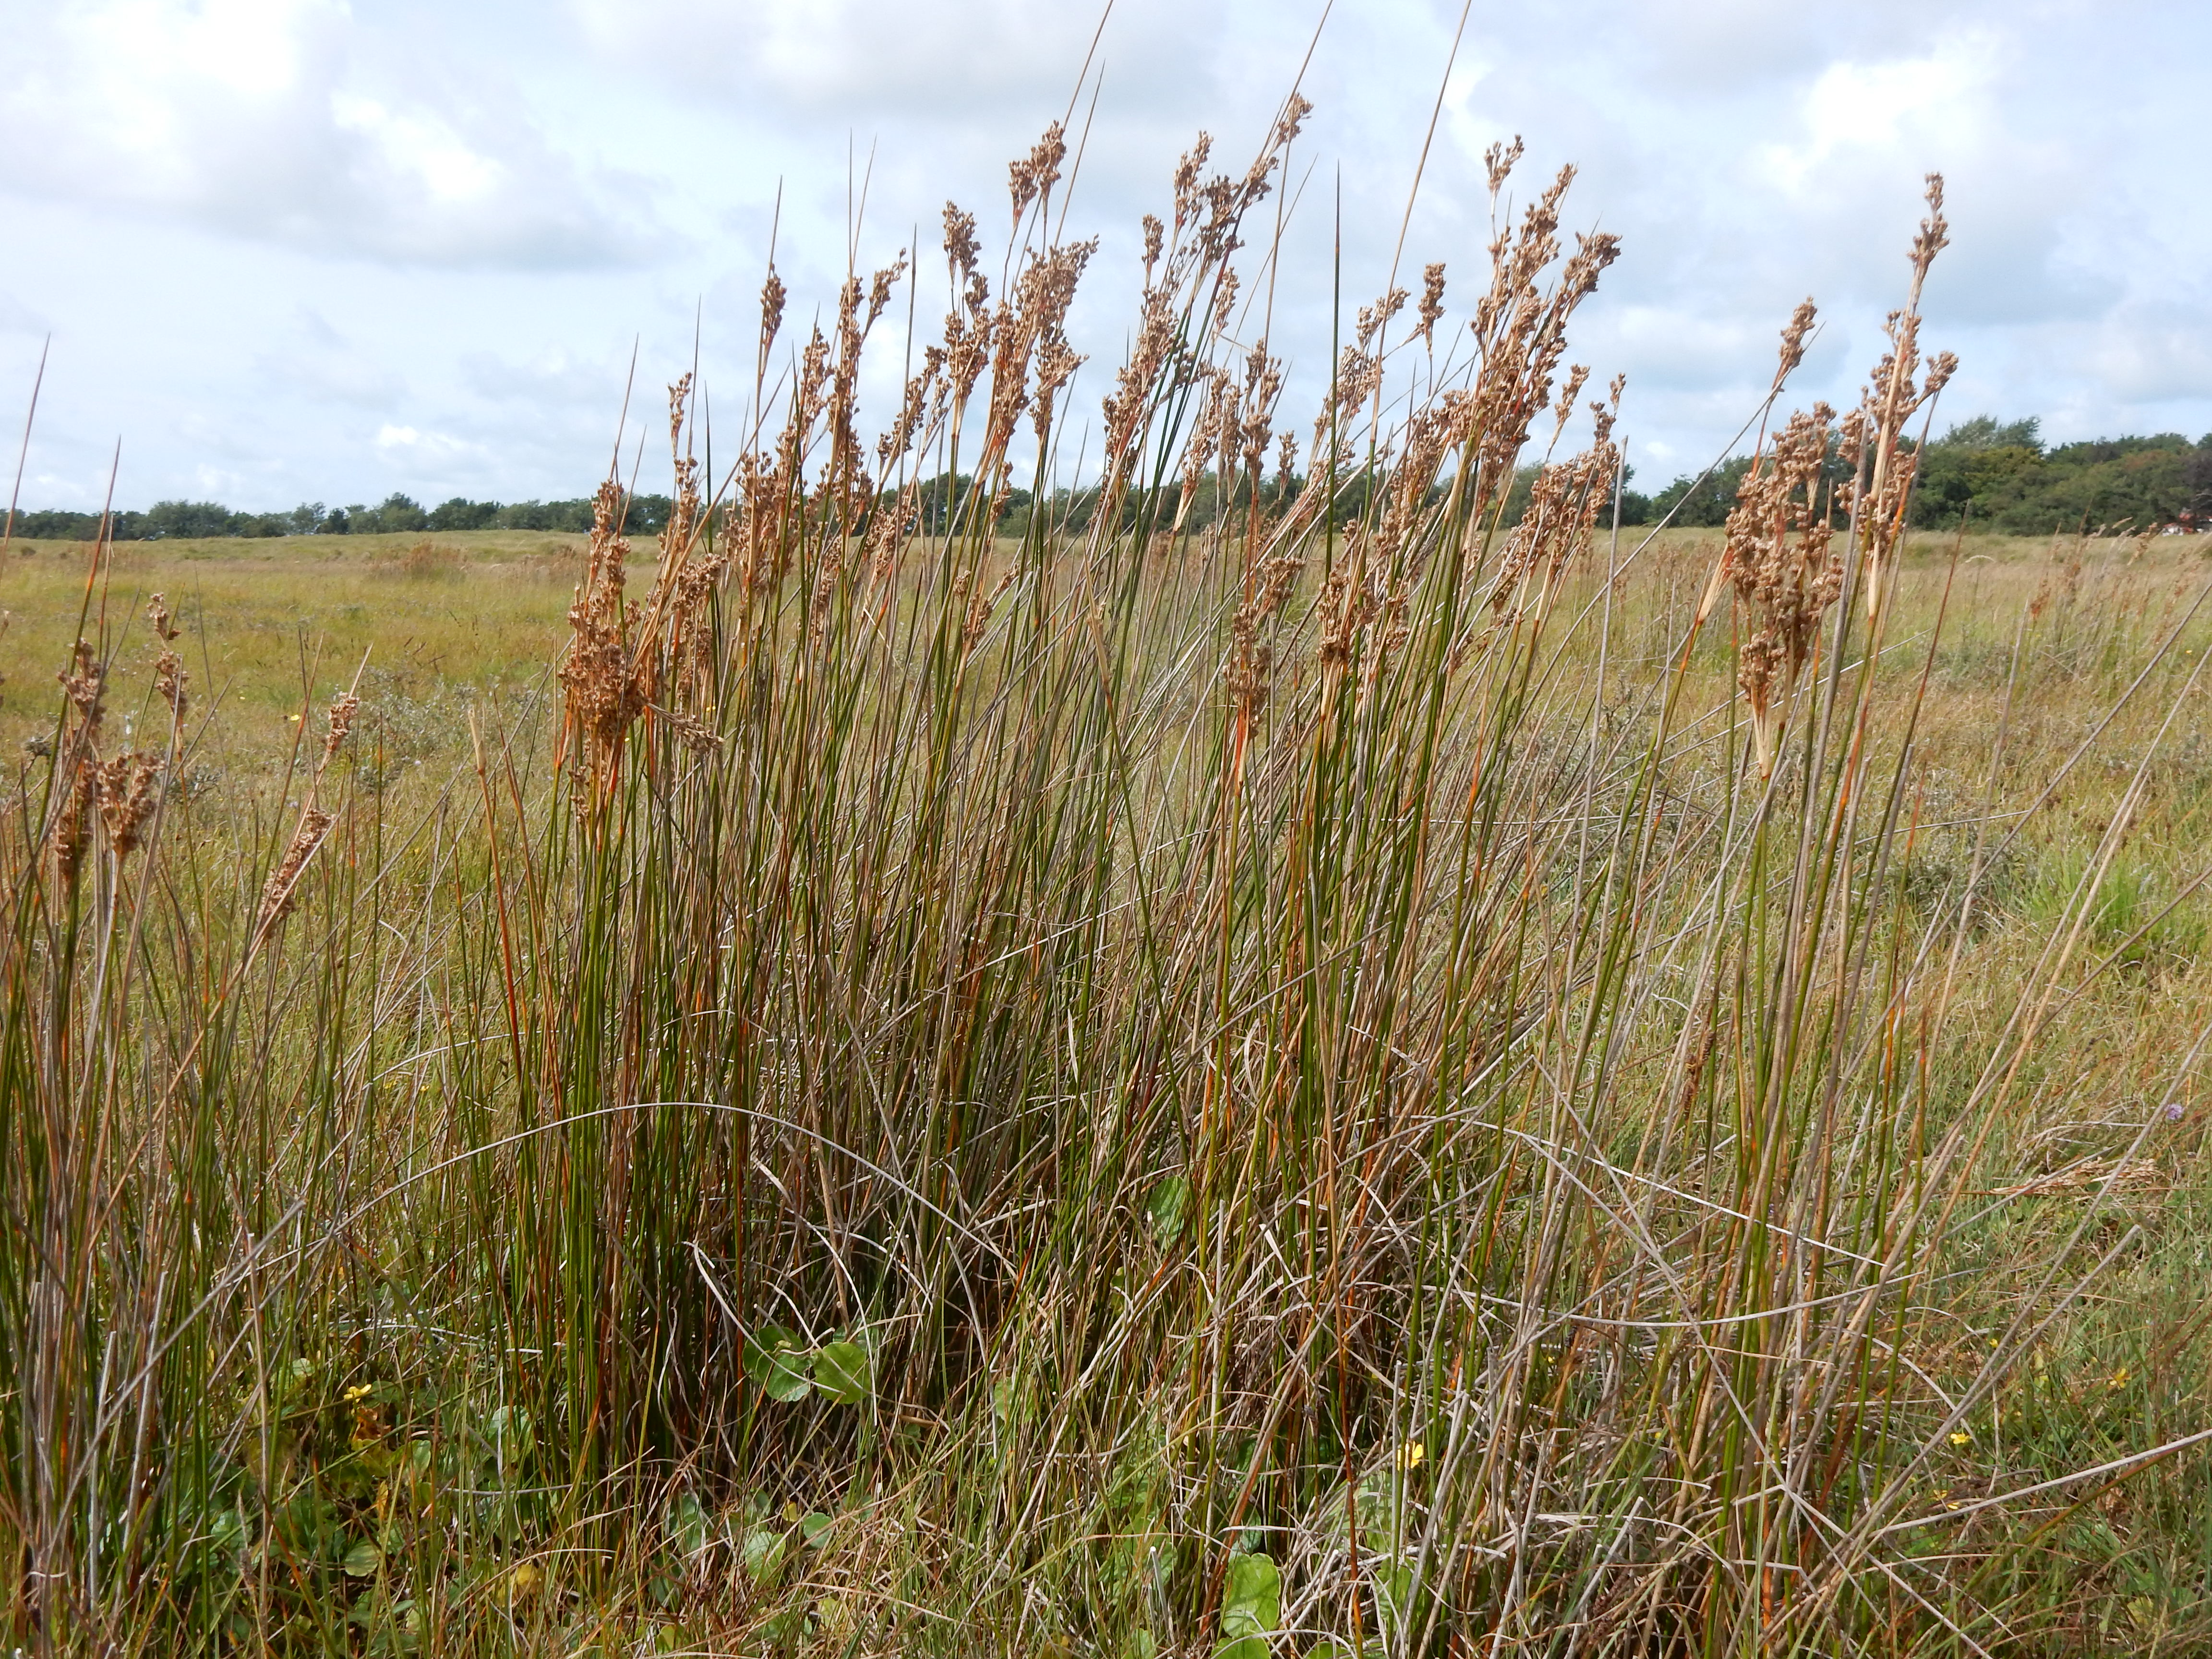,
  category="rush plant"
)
[3,105,2208,1659]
